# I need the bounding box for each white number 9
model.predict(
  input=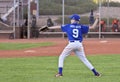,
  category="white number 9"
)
[73,29,79,38]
